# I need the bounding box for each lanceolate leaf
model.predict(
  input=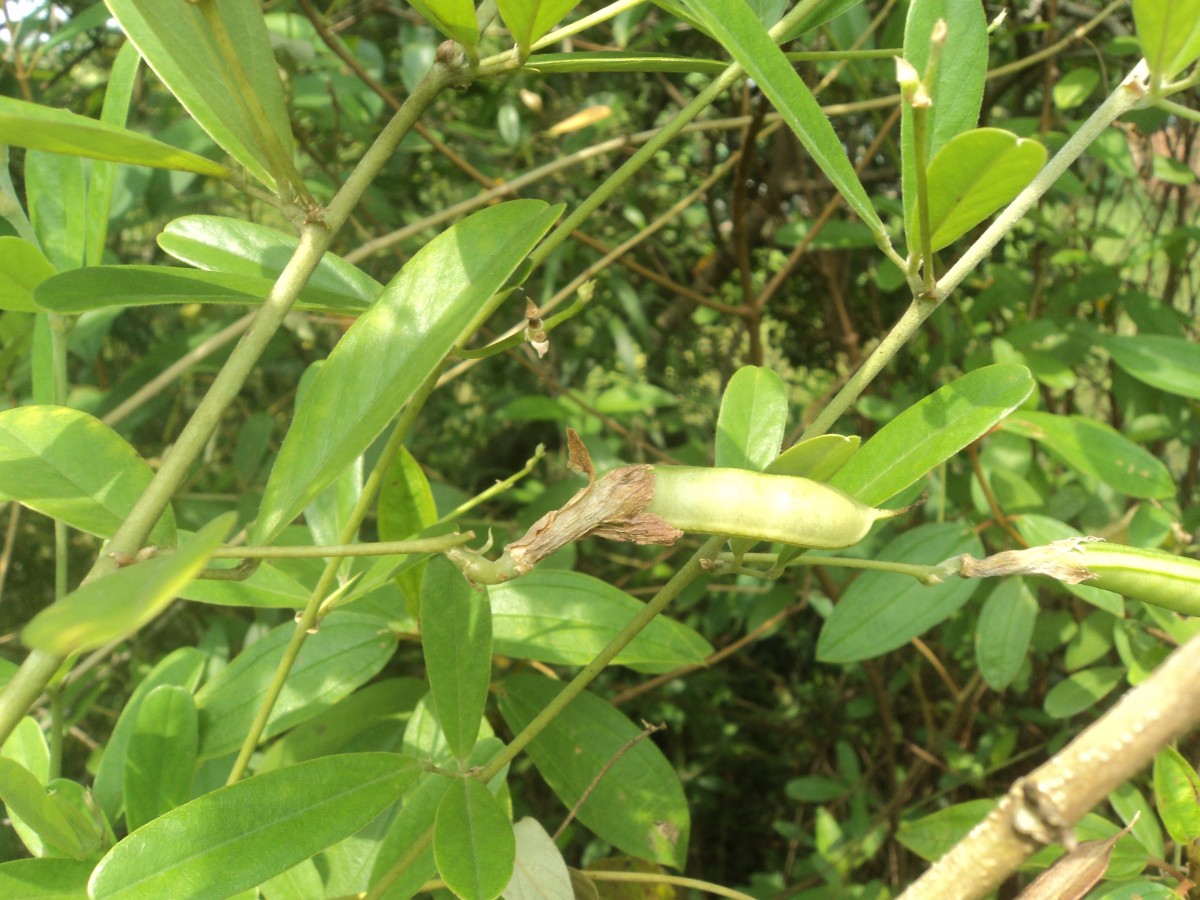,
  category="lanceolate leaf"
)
[498,674,689,868]
[680,0,884,235]
[158,215,383,307]
[123,685,199,832]
[830,364,1035,506]
[816,523,982,663]
[252,200,562,545]
[194,611,396,759]
[88,754,421,900]
[1000,411,1175,500]
[105,0,296,192]
[434,778,515,900]
[0,96,230,177]
[0,405,176,546]
[1103,334,1200,400]
[420,557,493,761]
[22,514,233,656]
[0,859,95,898]
[488,570,712,674]
[35,266,371,316]
[714,365,787,472]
